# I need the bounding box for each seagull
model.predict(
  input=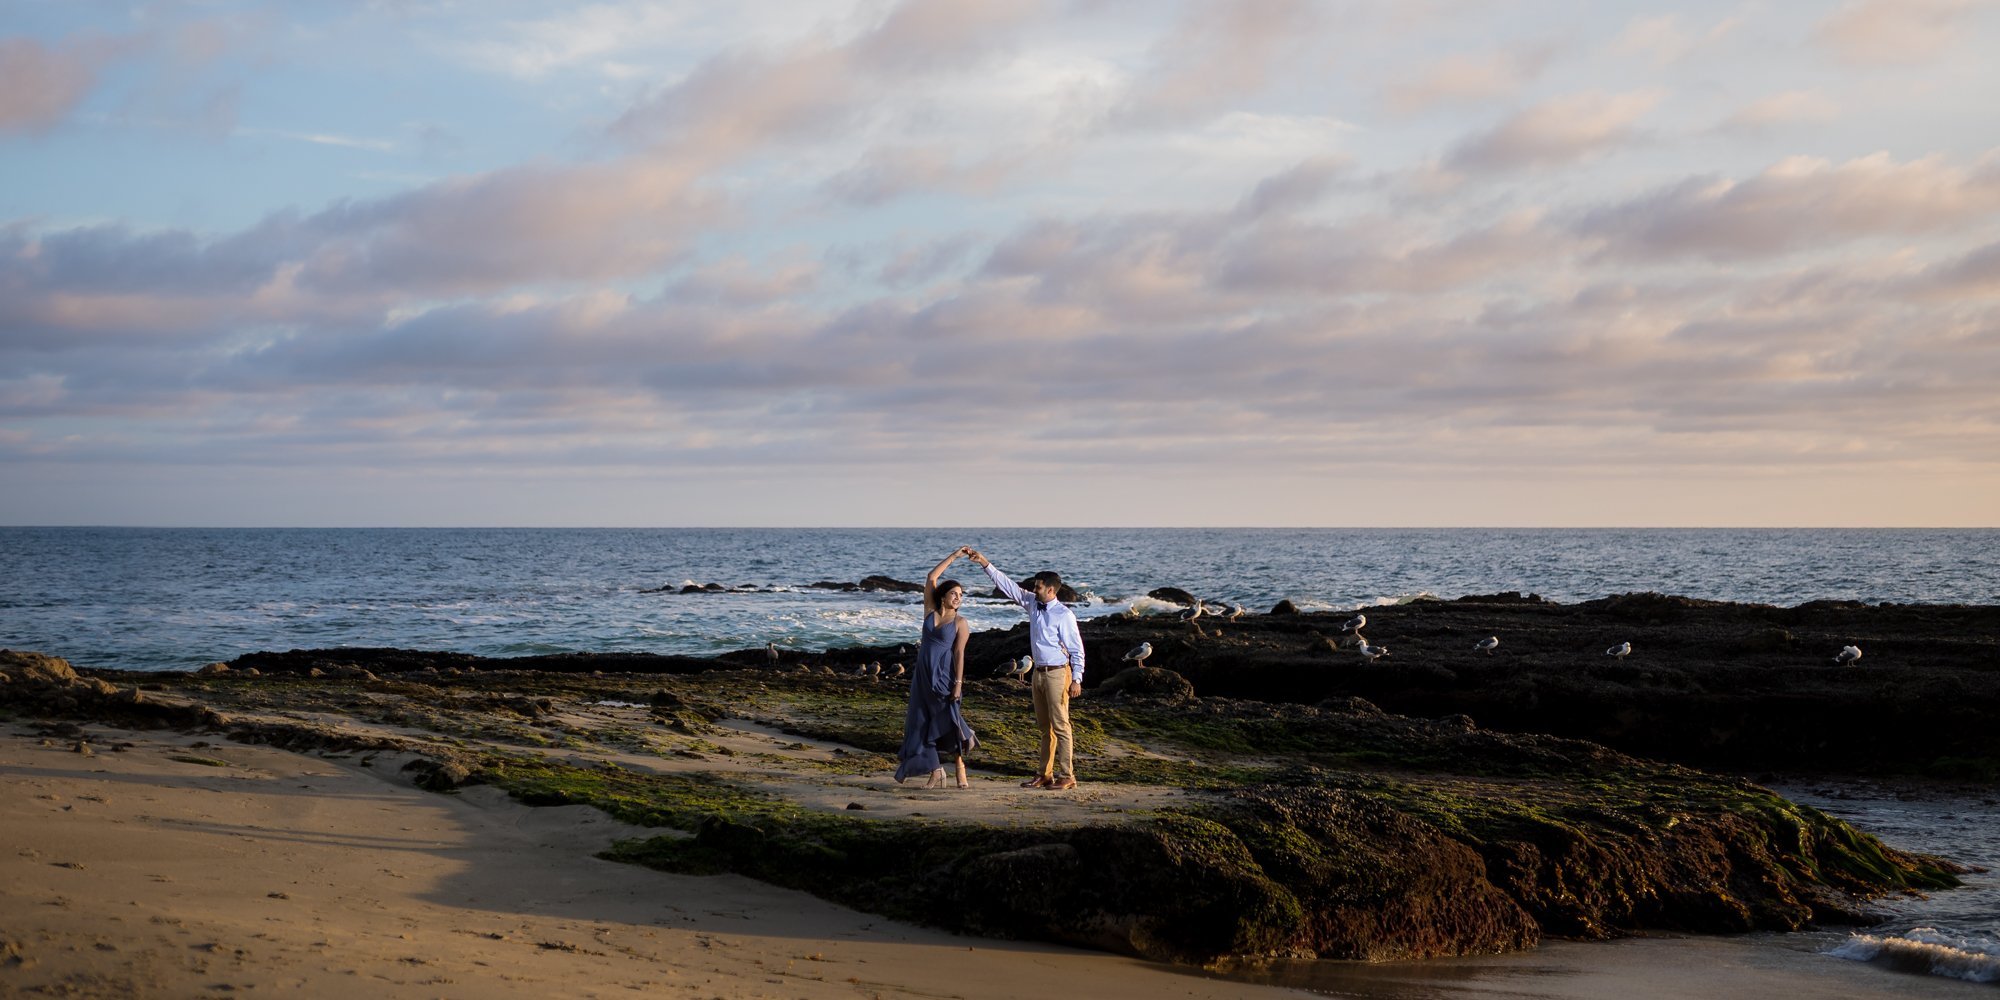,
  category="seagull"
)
[868,661,882,678]
[888,662,907,679]
[1474,636,1499,656]
[1177,601,1205,623]
[1833,645,1862,666]
[1358,642,1388,662]
[1606,642,1631,660]
[851,663,871,677]
[1122,642,1153,668]
[1340,613,1367,633]
[1225,602,1247,621]
[765,642,780,668]
[1007,655,1033,679]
